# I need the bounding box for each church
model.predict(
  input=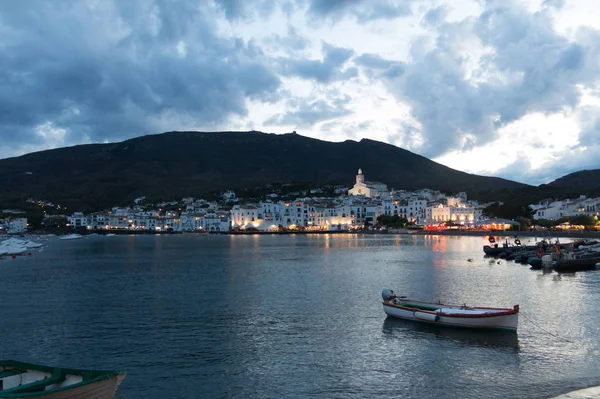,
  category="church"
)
[348,169,389,198]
